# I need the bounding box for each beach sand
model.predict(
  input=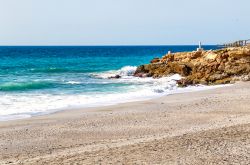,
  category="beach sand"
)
[0,82,250,165]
